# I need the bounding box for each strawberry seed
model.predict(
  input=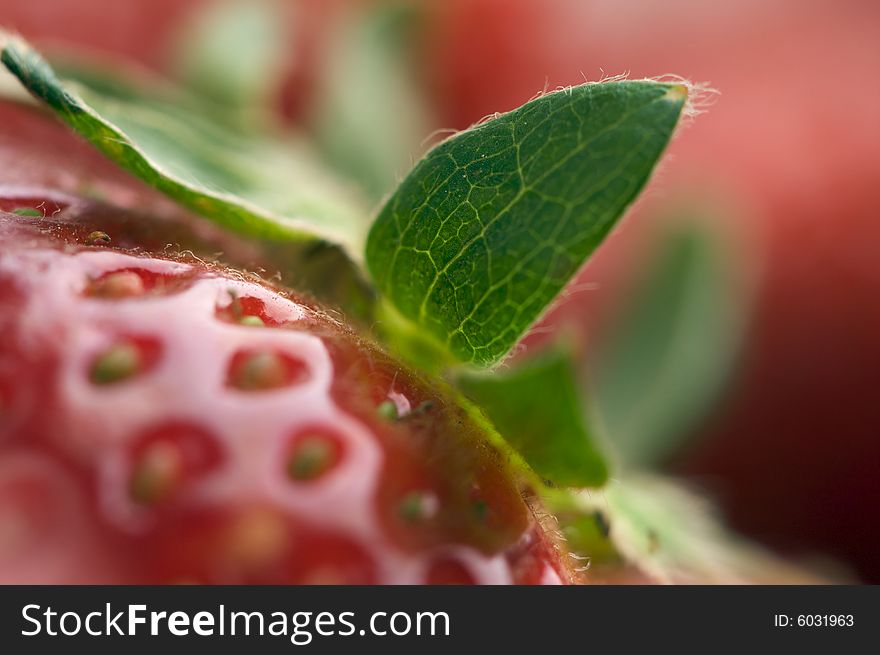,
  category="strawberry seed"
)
[398,491,439,523]
[86,230,111,246]
[129,442,183,505]
[287,434,340,482]
[90,342,143,385]
[227,350,308,391]
[87,271,146,298]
